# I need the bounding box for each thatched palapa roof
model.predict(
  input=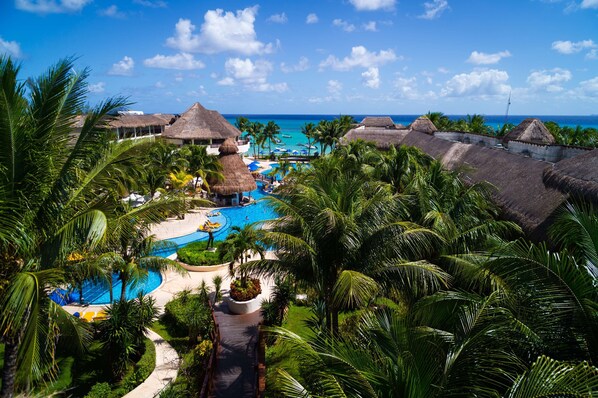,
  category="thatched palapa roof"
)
[503,118,555,145]
[543,149,598,204]
[360,116,396,128]
[409,116,438,134]
[71,114,173,129]
[162,102,240,140]
[211,138,257,195]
